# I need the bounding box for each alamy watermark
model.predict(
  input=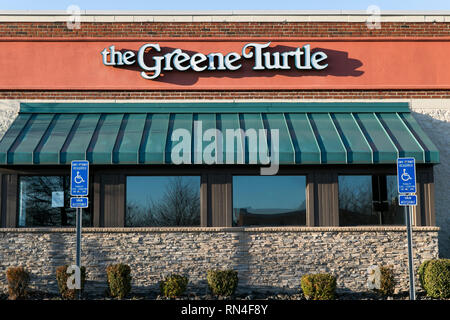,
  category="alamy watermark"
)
[66,265,81,290]
[66,5,81,30]
[366,5,381,30]
[367,265,381,290]
[170,120,280,175]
